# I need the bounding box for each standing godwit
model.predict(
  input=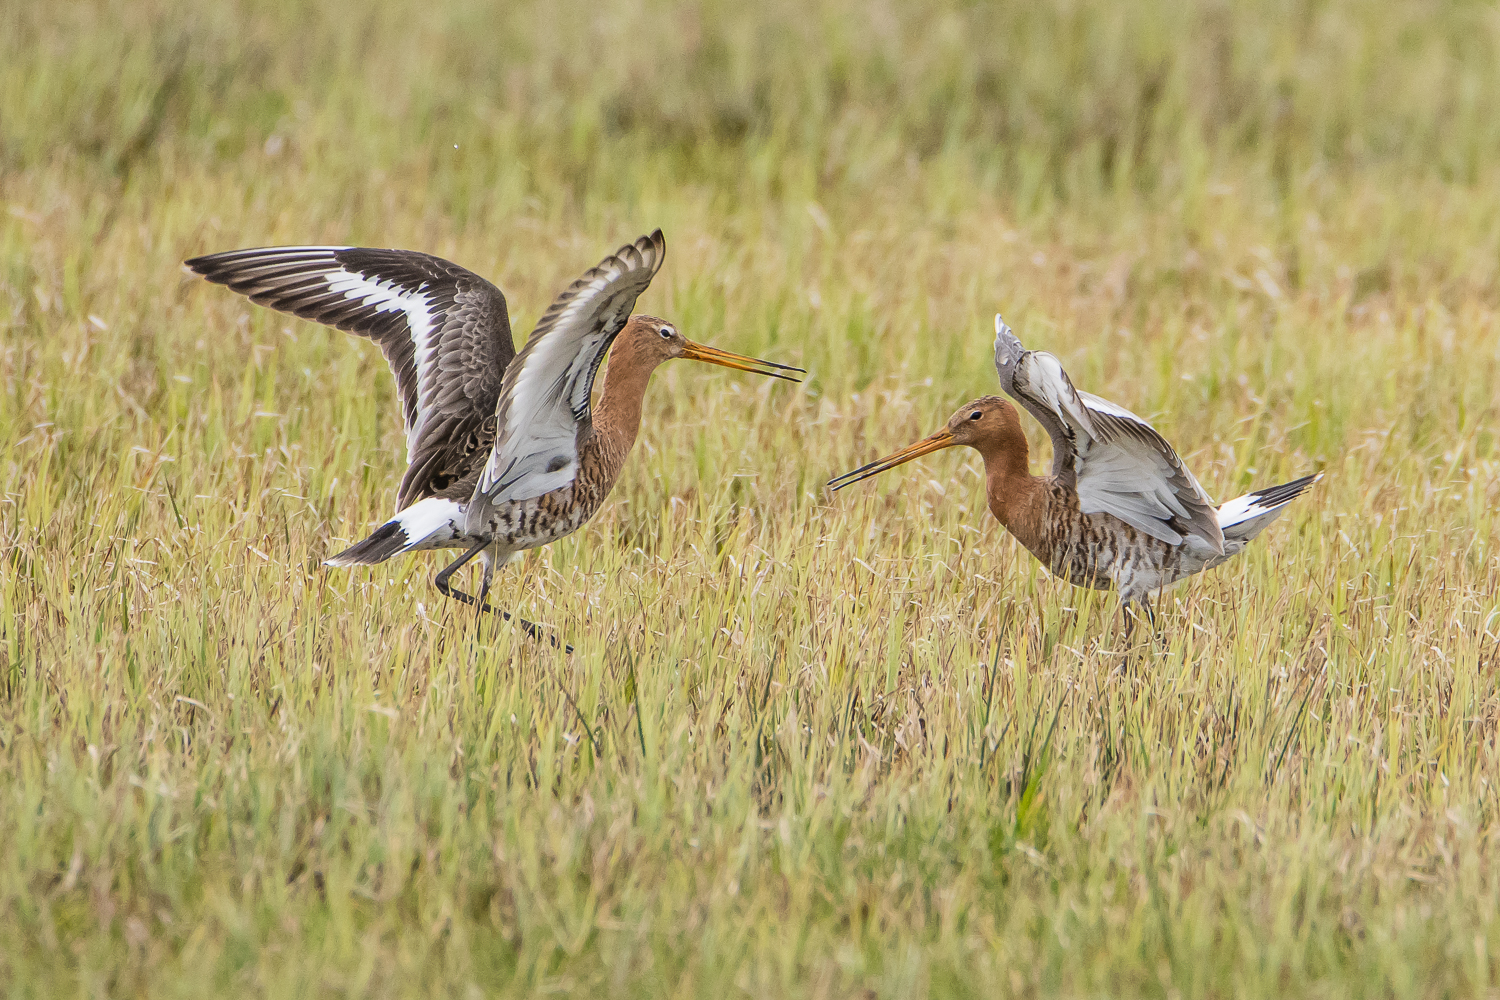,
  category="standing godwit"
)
[187,231,802,645]
[829,315,1319,624]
